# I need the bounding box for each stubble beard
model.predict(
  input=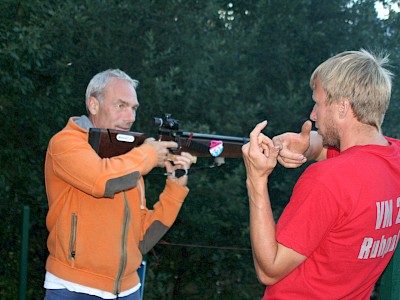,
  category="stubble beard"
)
[320,118,340,150]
